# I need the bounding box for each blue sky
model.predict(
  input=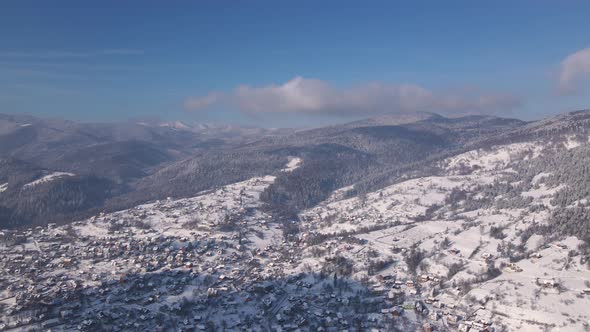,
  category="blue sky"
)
[1,1,590,127]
